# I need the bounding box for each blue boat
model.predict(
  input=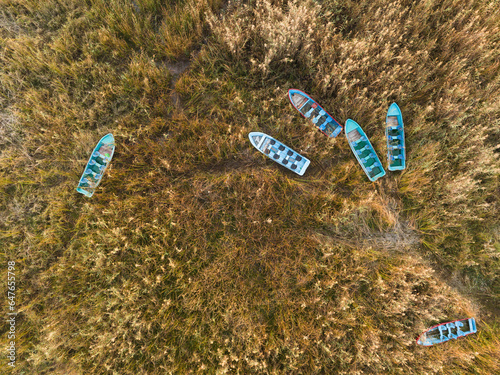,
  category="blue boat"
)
[416,318,477,346]
[288,89,342,138]
[386,103,406,171]
[249,132,310,176]
[76,133,115,197]
[345,119,385,181]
